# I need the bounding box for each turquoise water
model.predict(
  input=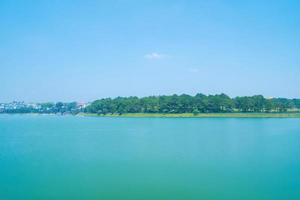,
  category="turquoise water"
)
[0,115,300,200]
